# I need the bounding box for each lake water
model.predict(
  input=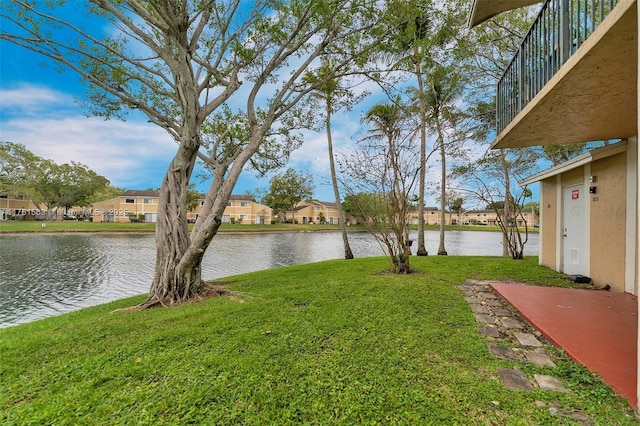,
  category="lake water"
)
[0,230,538,328]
